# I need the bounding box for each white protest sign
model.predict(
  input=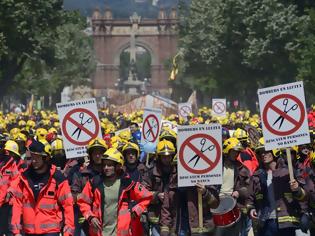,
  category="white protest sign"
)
[56,98,102,159]
[212,99,226,117]
[258,81,310,150]
[141,107,162,147]
[244,124,261,147]
[177,124,222,187]
[178,103,192,120]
